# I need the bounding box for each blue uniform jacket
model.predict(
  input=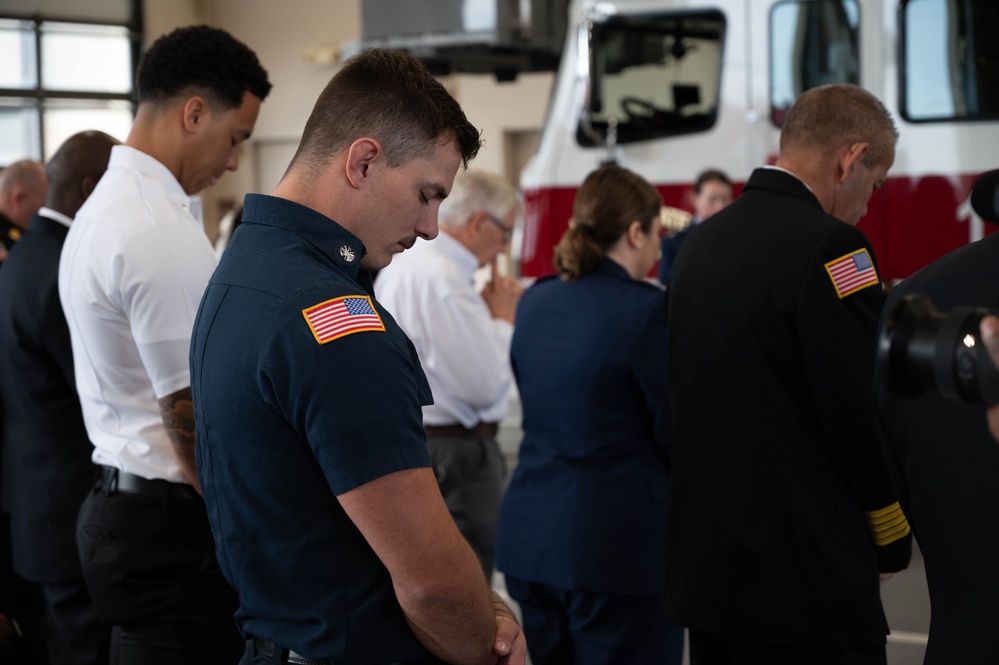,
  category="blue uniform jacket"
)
[658,225,693,285]
[496,258,671,595]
